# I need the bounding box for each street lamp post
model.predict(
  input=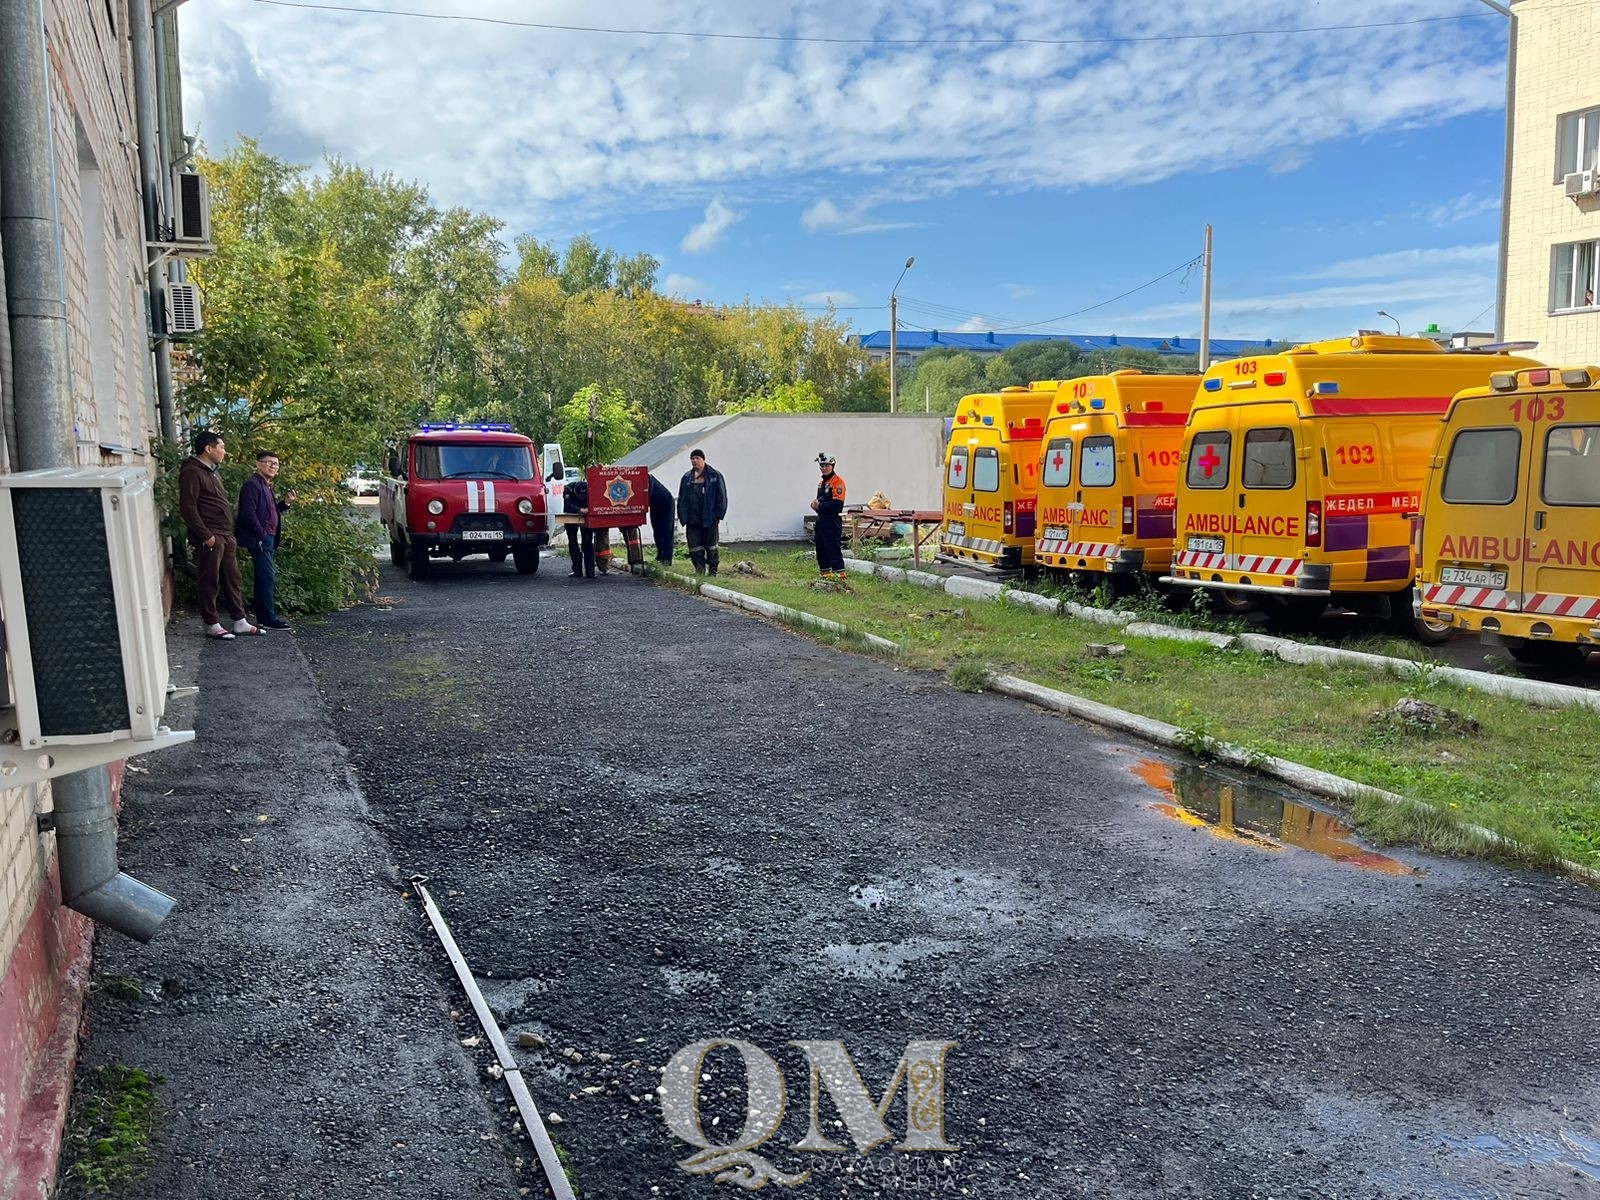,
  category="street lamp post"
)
[889,256,915,413]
